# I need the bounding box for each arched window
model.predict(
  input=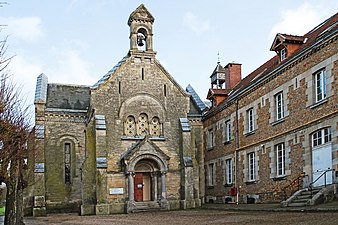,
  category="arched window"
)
[64,142,71,184]
[137,113,149,136]
[150,117,161,136]
[125,116,136,136]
